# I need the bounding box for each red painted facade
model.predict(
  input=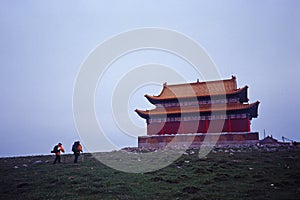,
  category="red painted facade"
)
[146,118,251,135]
[135,76,260,147]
